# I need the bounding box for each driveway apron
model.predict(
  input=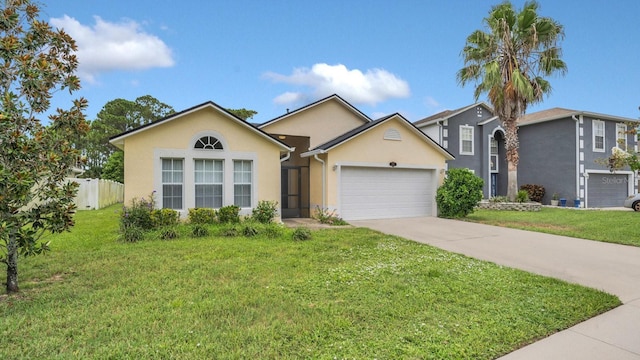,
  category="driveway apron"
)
[350,217,640,359]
